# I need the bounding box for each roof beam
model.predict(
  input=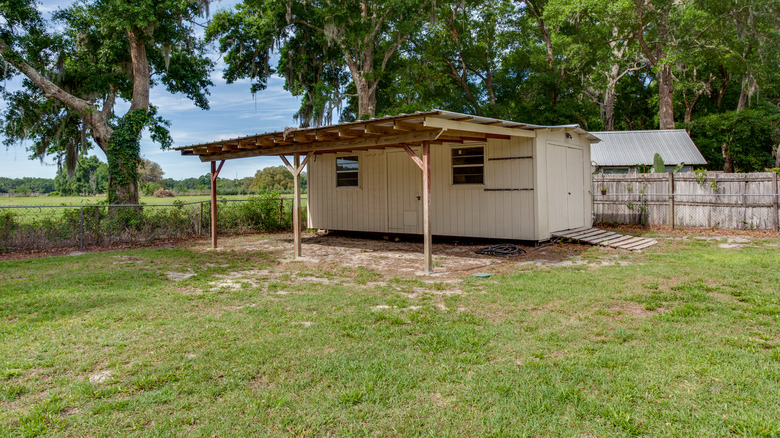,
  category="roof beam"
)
[395,120,435,131]
[199,129,444,162]
[423,117,535,138]
[365,124,397,135]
